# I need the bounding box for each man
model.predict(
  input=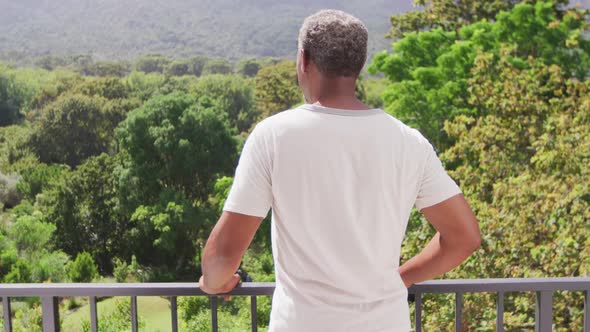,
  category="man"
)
[199,9,480,331]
